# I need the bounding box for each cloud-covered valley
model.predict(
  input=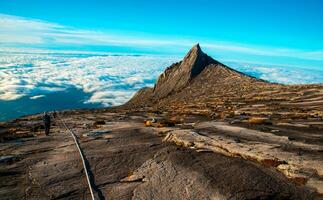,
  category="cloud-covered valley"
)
[0,53,178,106]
